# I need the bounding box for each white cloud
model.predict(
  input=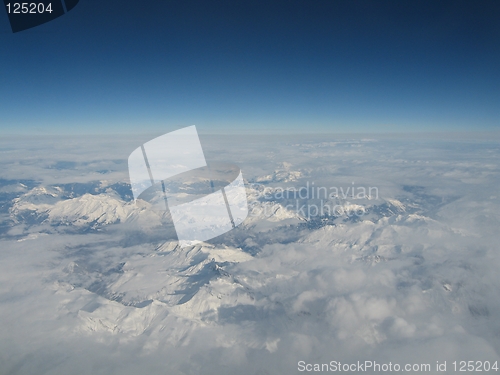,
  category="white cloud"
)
[0,134,500,374]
